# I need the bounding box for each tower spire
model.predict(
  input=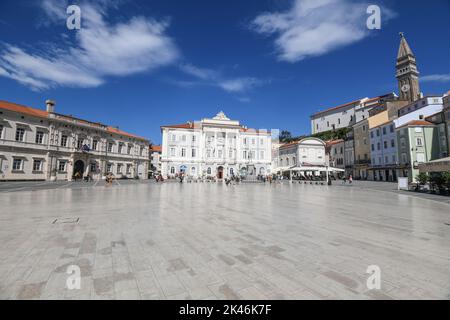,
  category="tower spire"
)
[395,32,420,103]
[397,32,414,59]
